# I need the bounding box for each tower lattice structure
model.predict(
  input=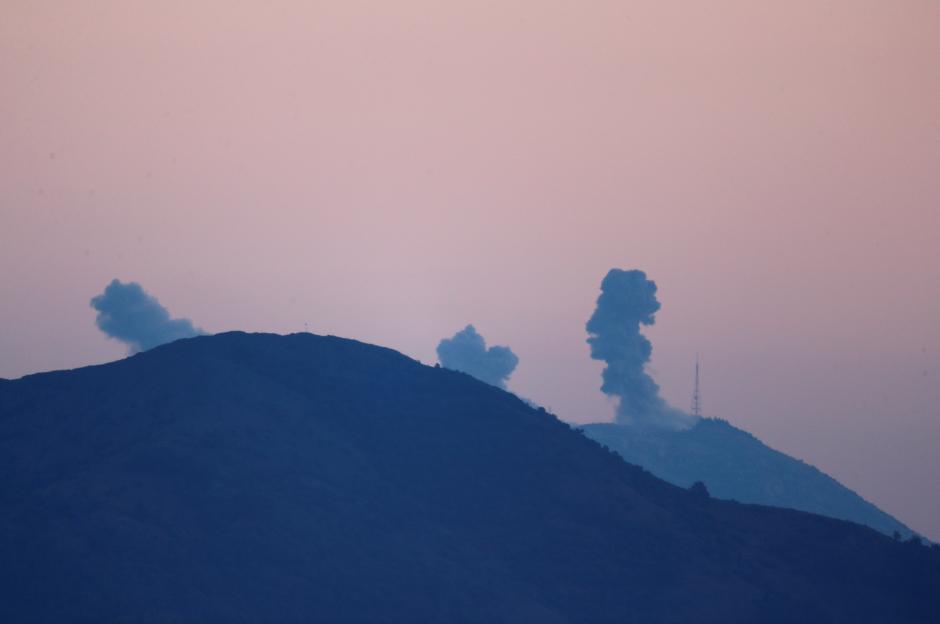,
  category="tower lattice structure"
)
[691,356,702,419]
